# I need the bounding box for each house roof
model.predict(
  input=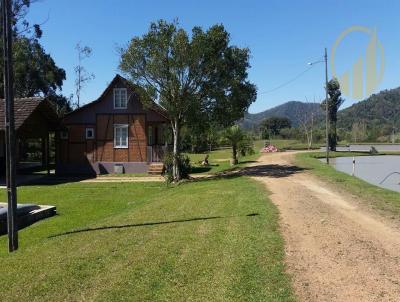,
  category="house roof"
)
[0,97,59,131]
[66,74,169,120]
